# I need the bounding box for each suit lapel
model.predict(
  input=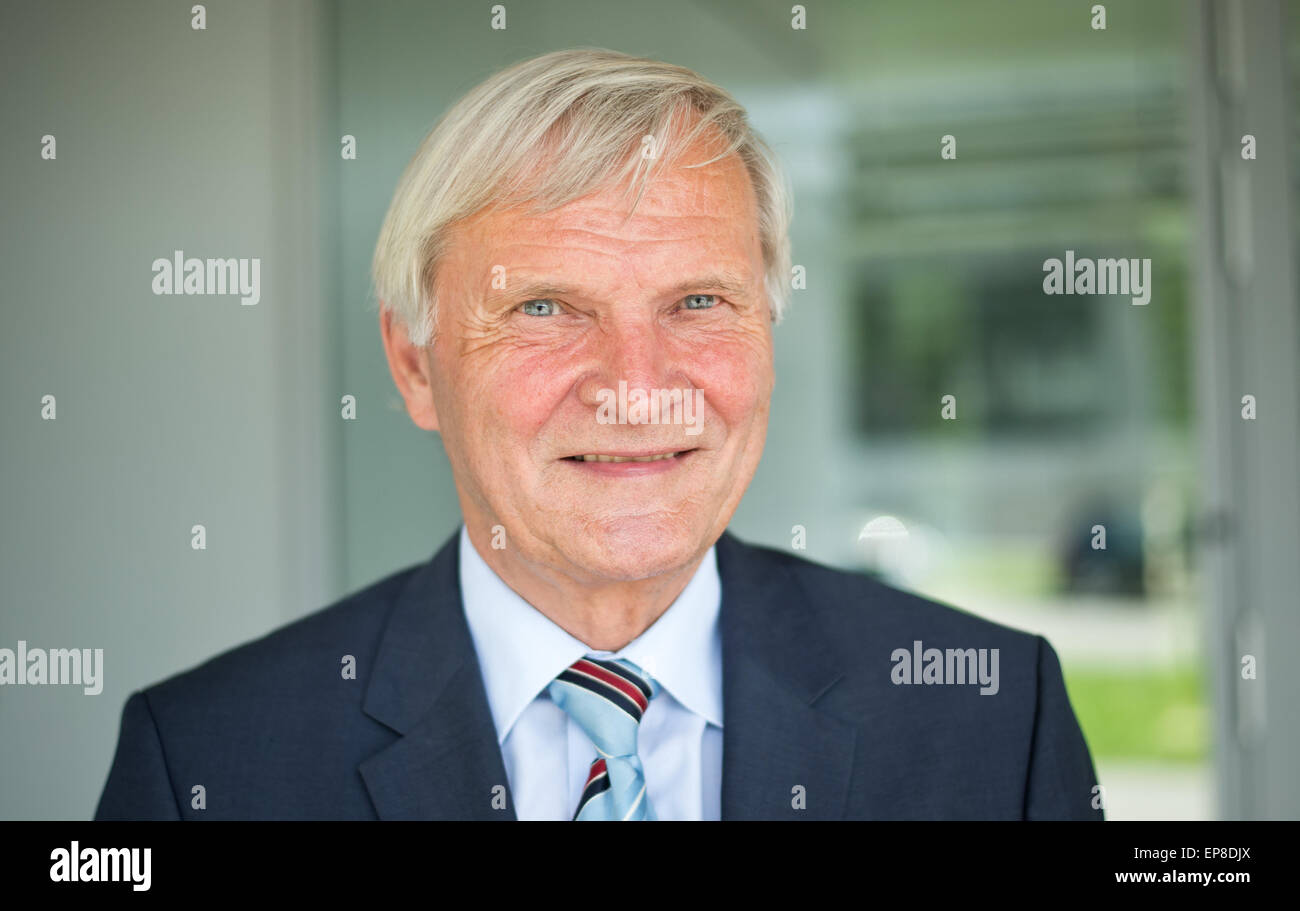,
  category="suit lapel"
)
[356,527,856,820]
[358,531,516,820]
[716,532,857,820]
